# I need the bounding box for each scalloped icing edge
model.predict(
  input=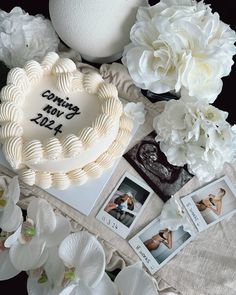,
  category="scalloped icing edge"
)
[18,113,133,189]
[0,52,122,168]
